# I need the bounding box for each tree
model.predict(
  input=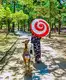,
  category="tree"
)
[12,10,28,31]
[57,0,62,34]
[6,0,18,32]
[0,0,2,4]
[11,0,17,32]
[1,0,66,34]
[57,0,66,34]
[18,0,33,7]
[0,4,5,29]
[4,7,12,32]
[32,0,58,37]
